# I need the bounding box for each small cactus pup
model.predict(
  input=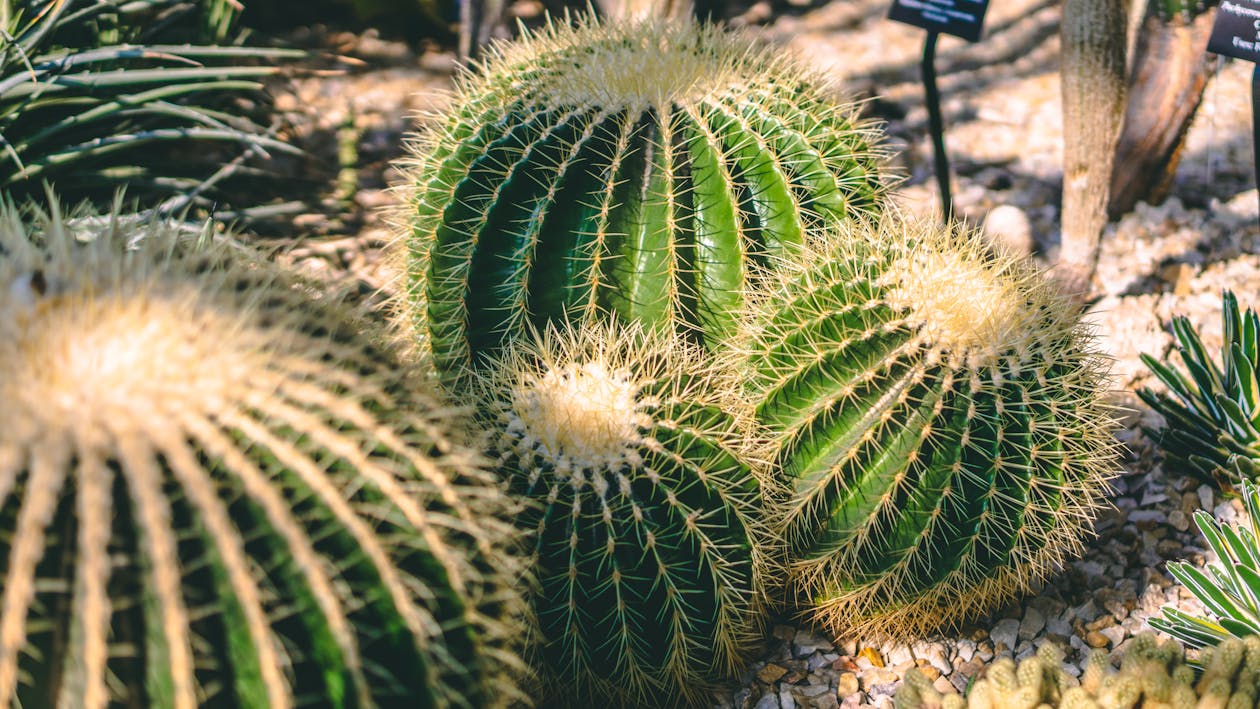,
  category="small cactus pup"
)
[0,205,527,707]
[475,319,772,707]
[742,214,1118,639]
[398,17,886,386]
[1139,290,1260,488]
